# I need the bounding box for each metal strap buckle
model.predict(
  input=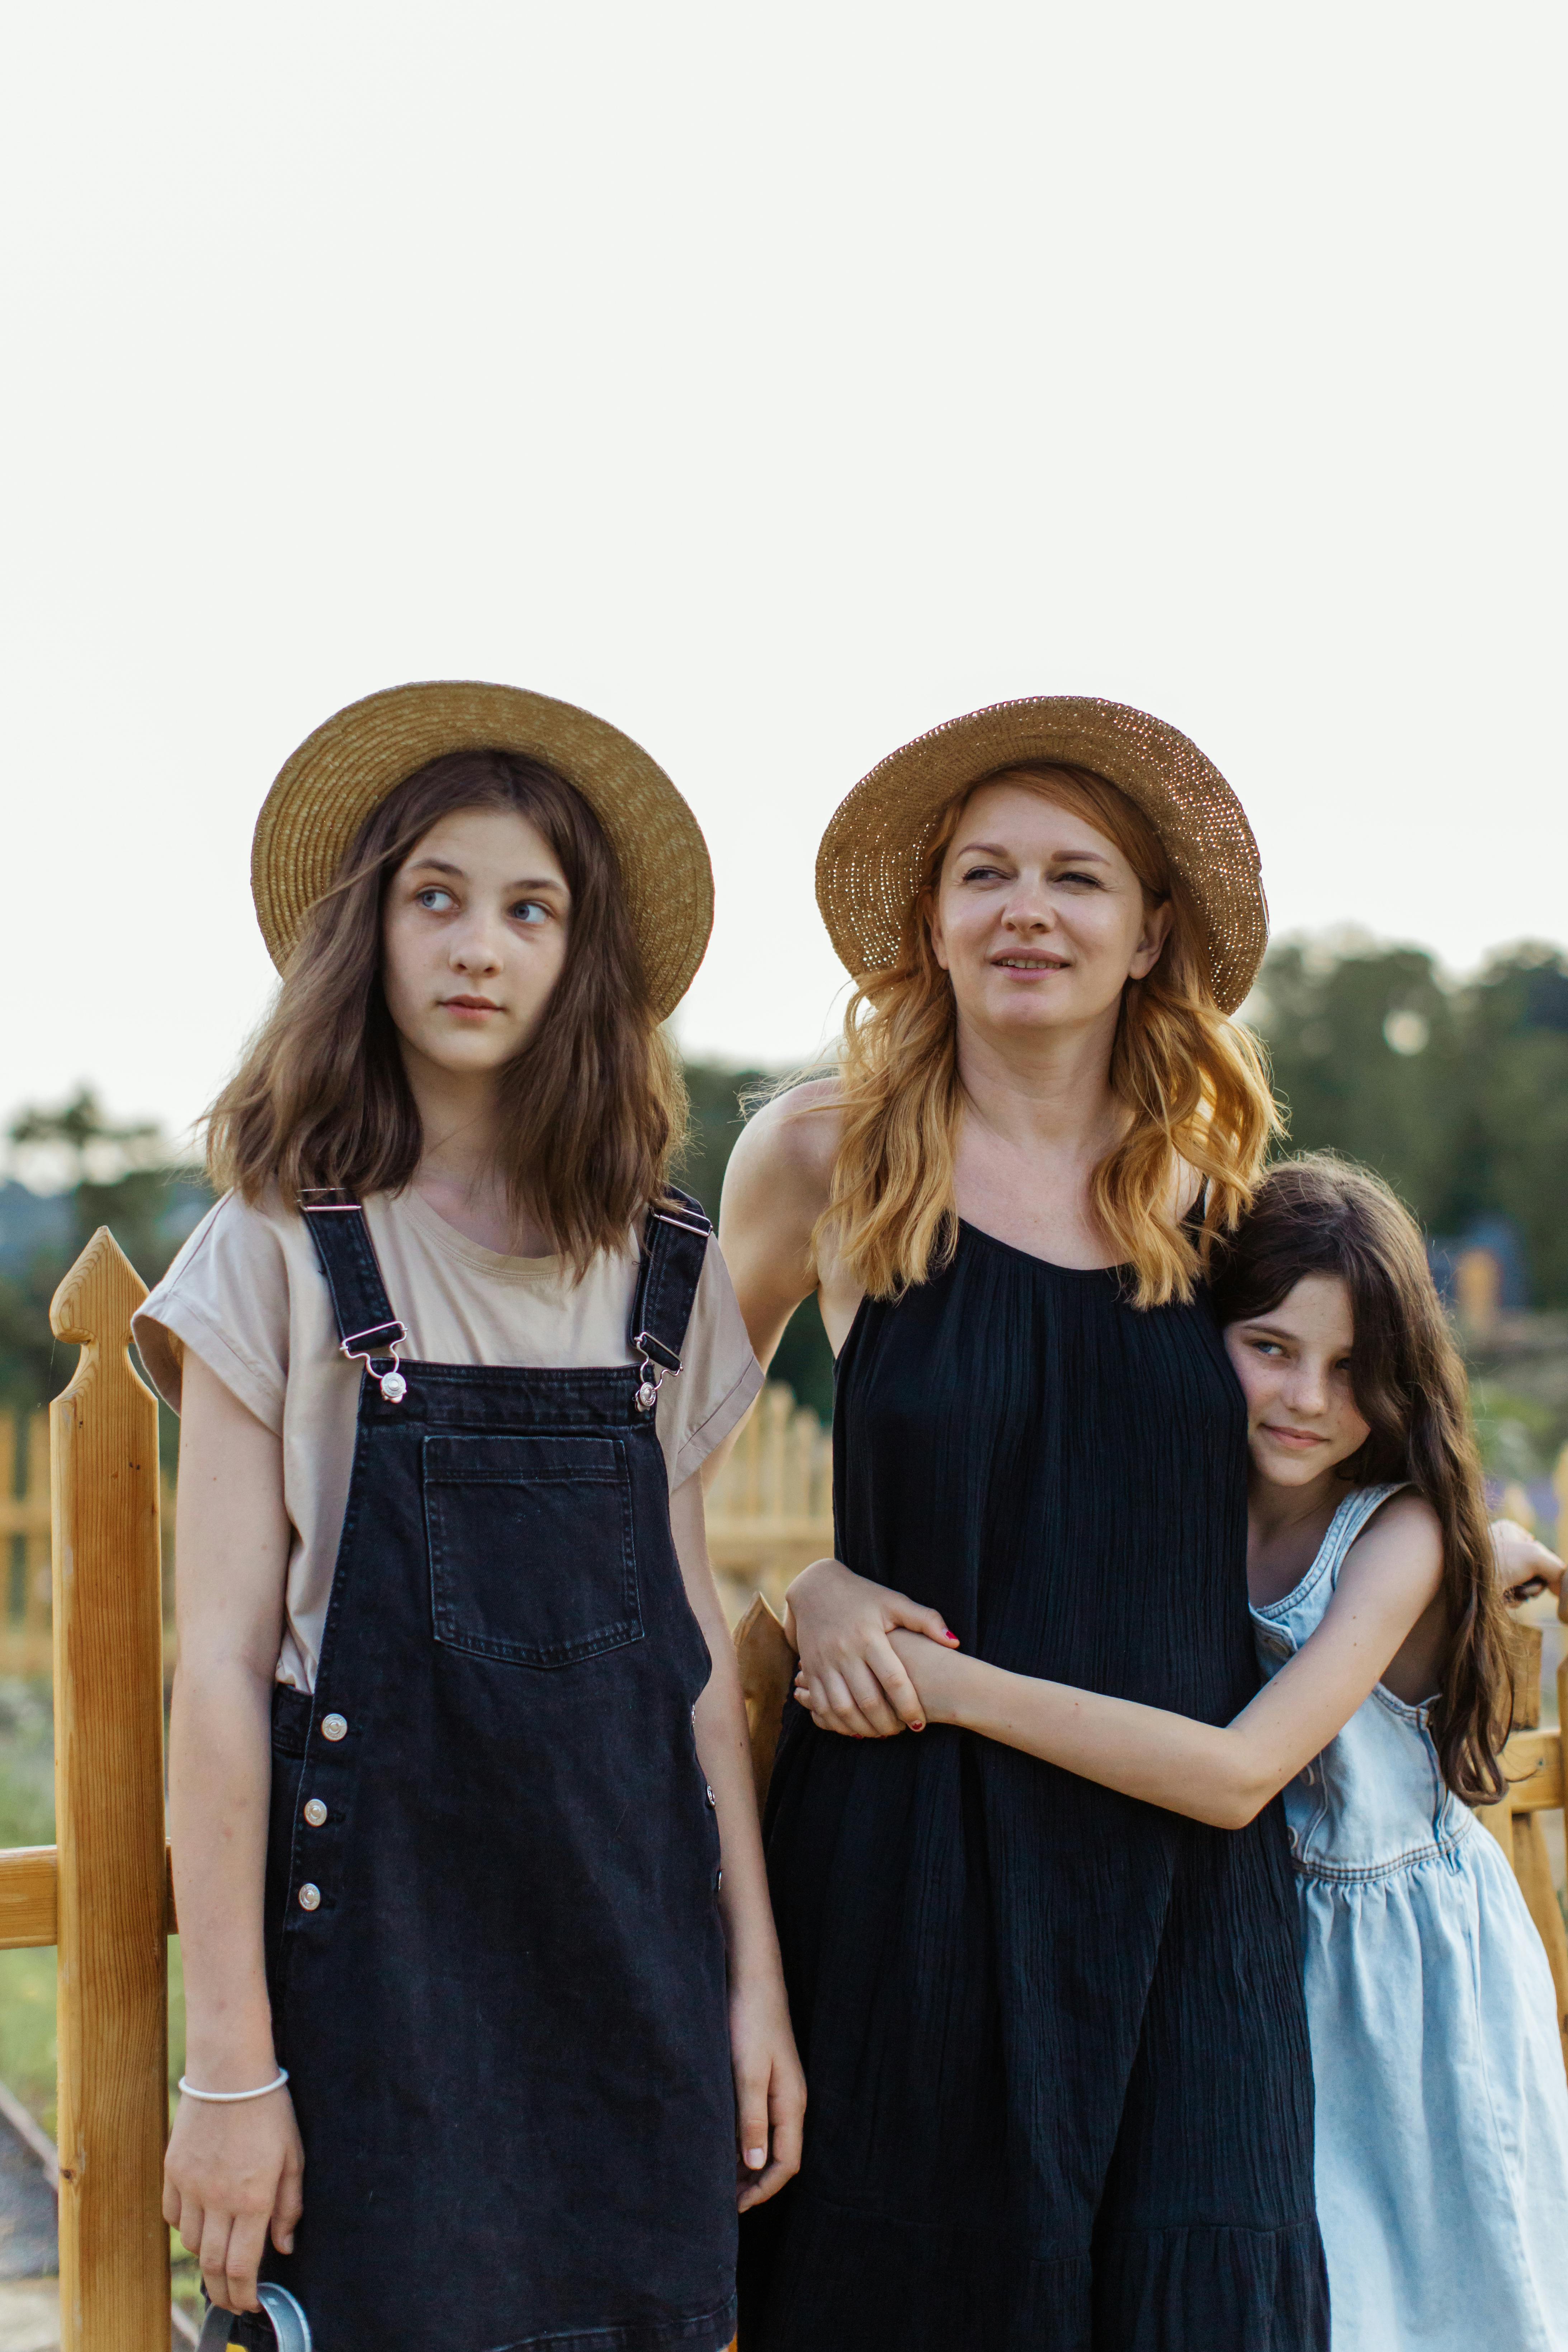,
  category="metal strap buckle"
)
[632,1327,680,1416]
[339,1321,409,1404]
